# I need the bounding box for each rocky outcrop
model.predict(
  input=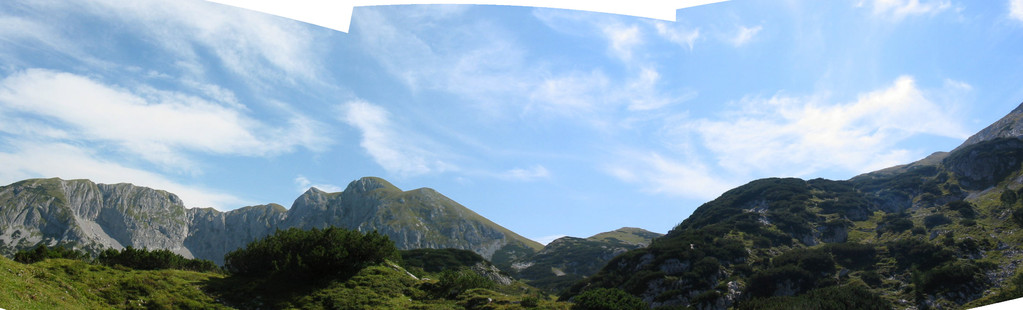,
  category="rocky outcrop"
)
[184,204,286,265]
[0,177,541,267]
[954,101,1023,151]
[0,178,192,257]
[944,138,1023,190]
